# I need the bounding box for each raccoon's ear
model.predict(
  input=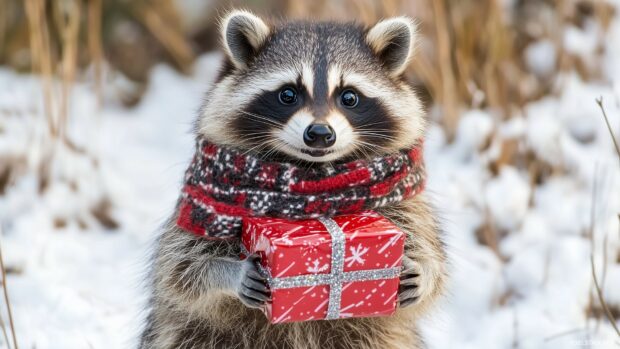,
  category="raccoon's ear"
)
[220,10,270,69]
[365,17,417,77]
